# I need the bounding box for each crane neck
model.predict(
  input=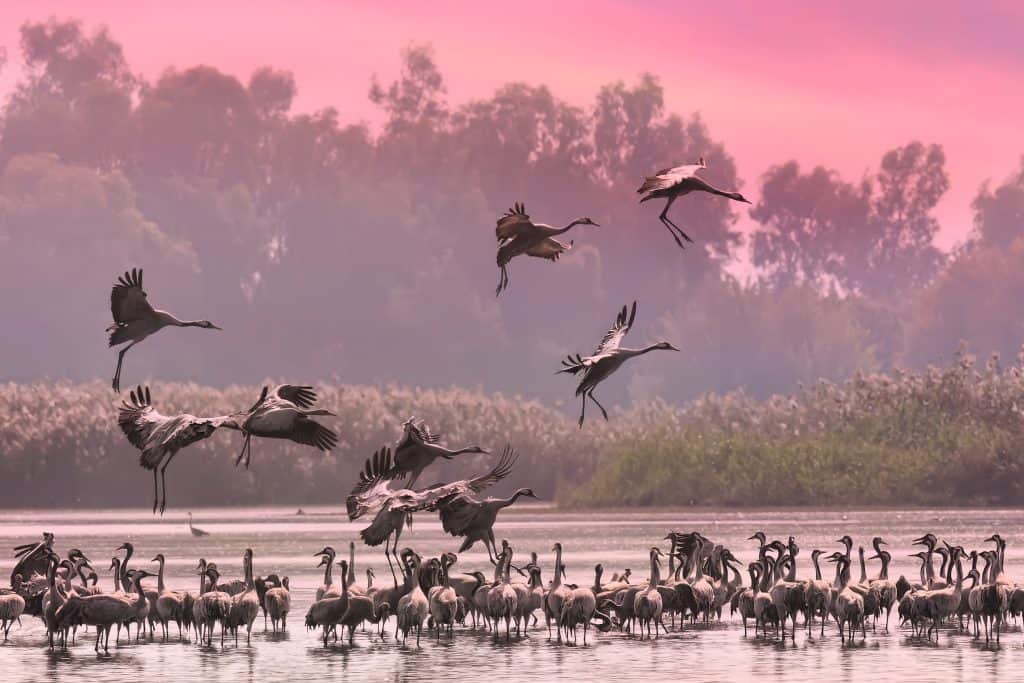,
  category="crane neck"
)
[159,311,206,327]
[156,557,165,593]
[111,558,122,592]
[347,545,356,587]
[553,546,563,588]
[553,219,586,235]
[245,553,255,590]
[811,553,822,581]
[649,554,661,589]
